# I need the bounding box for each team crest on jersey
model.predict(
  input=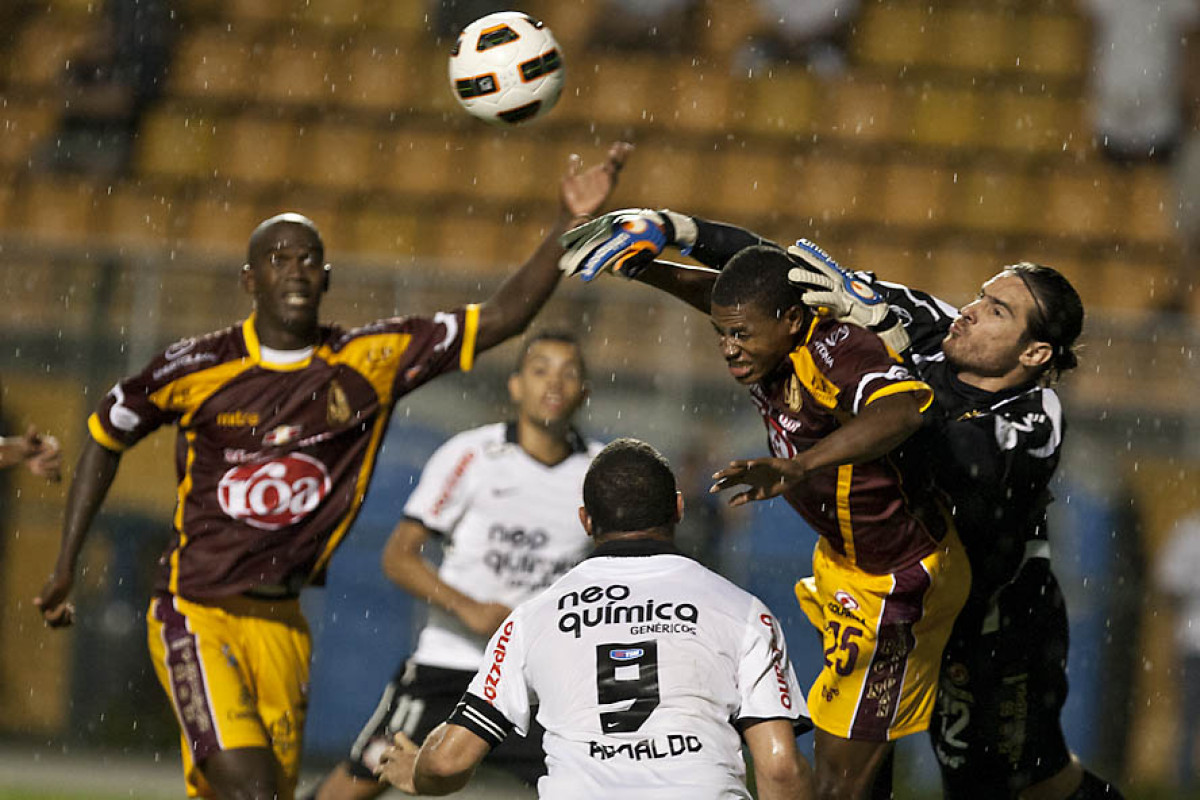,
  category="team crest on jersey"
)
[217,454,332,530]
[785,374,803,412]
[834,590,860,611]
[263,424,302,447]
[946,662,969,686]
[327,380,352,426]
